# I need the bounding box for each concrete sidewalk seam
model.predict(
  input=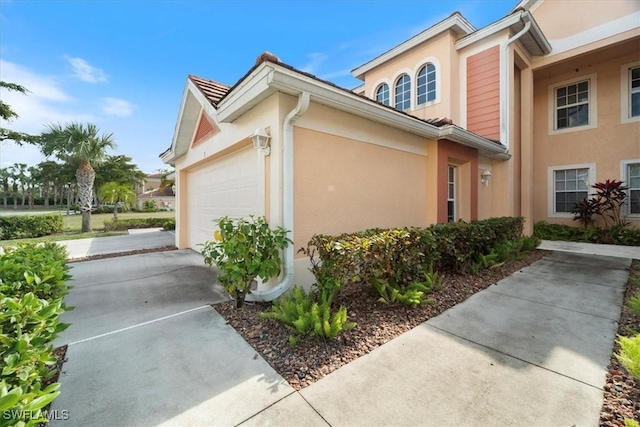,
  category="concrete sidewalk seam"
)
[425,323,605,391]
[486,287,622,321]
[67,305,211,346]
[299,392,332,427]
[517,270,626,288]
[233,391,297,426]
